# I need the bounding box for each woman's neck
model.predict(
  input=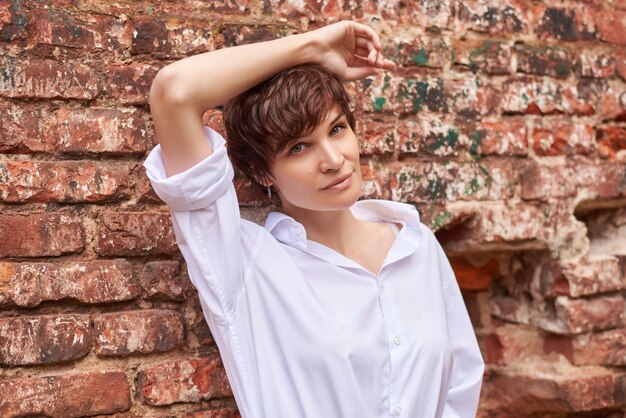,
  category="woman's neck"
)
[281,204,363,254]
